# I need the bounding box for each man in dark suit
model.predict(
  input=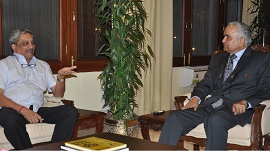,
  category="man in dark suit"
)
[158,22,270,150]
